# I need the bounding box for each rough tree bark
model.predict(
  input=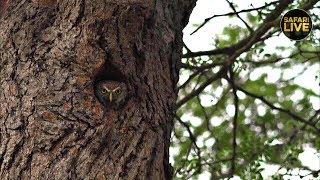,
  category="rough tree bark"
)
[0,0,196,179]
